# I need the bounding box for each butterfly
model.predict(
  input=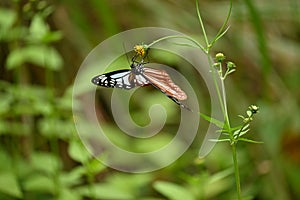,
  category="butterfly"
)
[91,60,190,110]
